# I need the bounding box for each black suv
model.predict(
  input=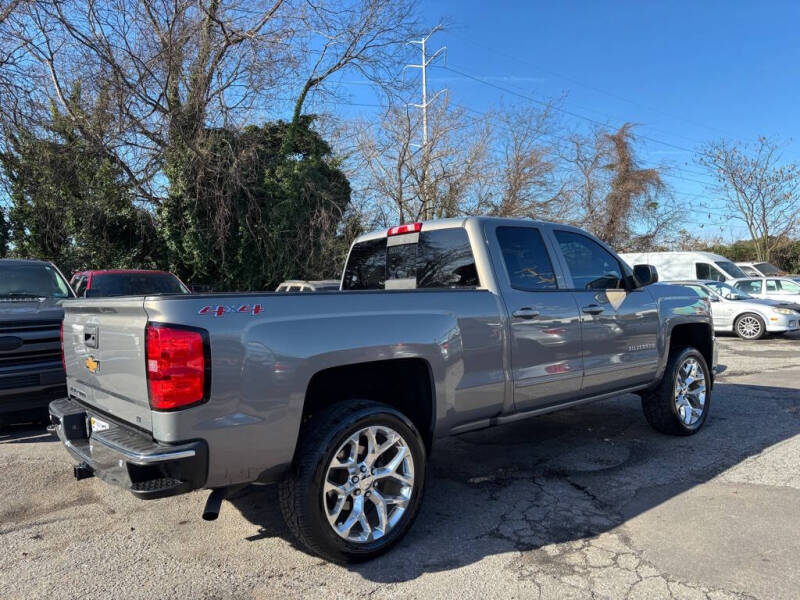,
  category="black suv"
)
[0,259,74,427]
